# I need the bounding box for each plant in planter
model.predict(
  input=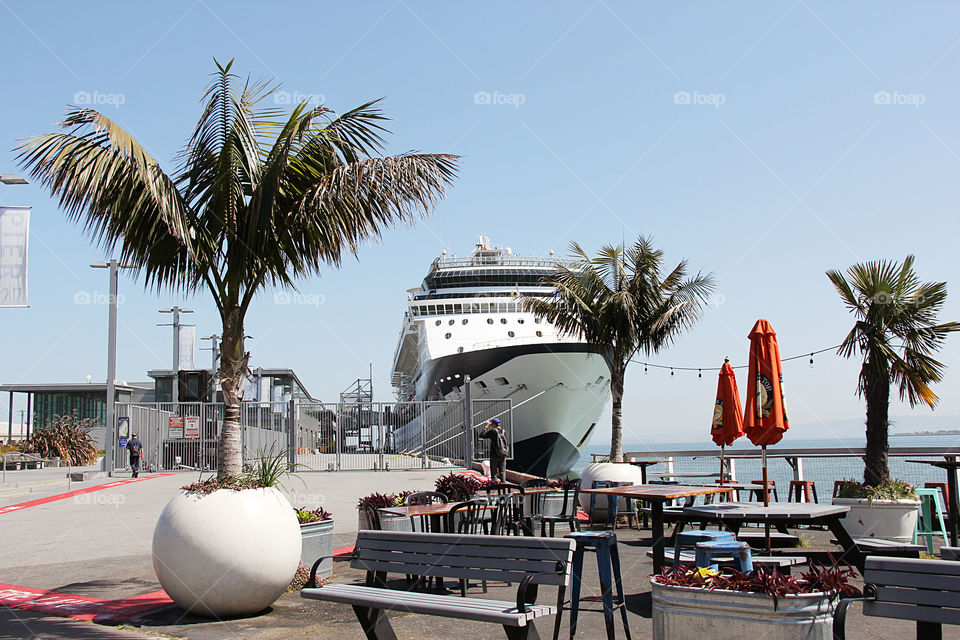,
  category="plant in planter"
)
[152,449,302,618]
[295,507,334,580]
[833,479,920,542]
[651,564,861,640]
[434,472,489,500]
[357,491,413,531]
[17,413,98,465]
